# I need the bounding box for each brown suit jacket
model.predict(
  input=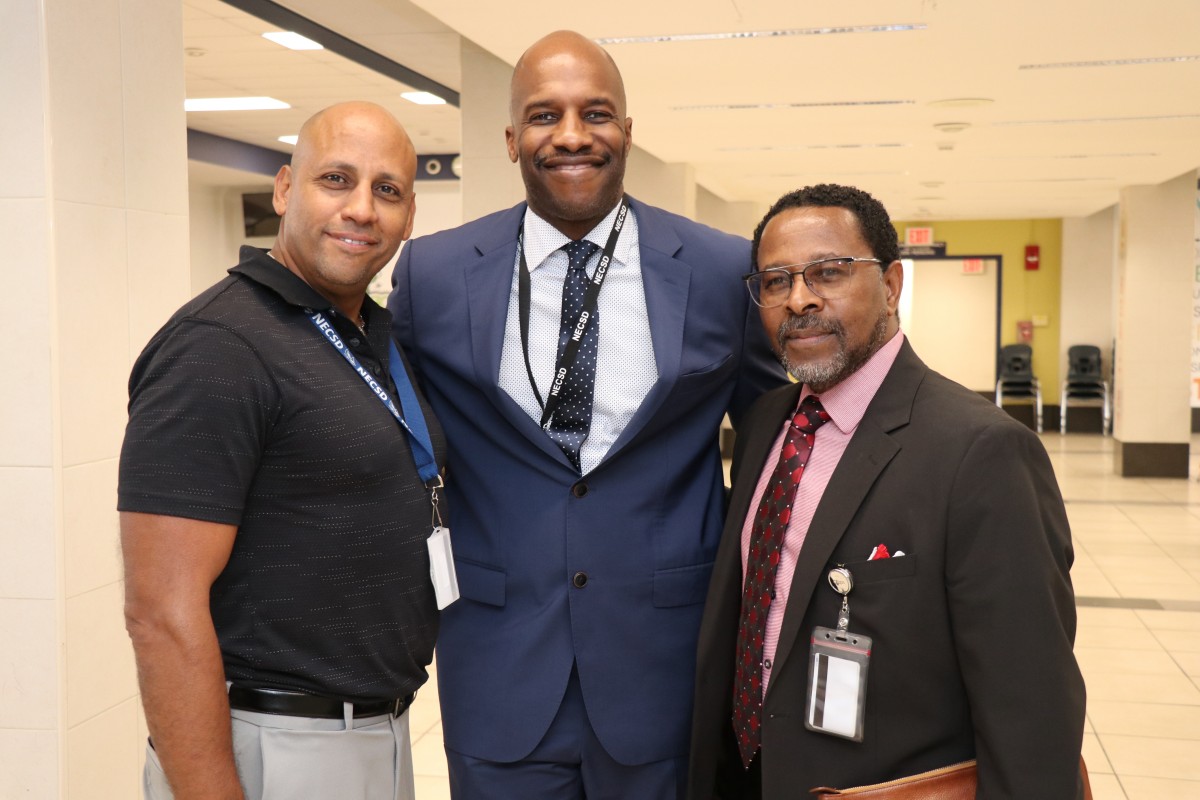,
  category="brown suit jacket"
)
[688,340,1086,799]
